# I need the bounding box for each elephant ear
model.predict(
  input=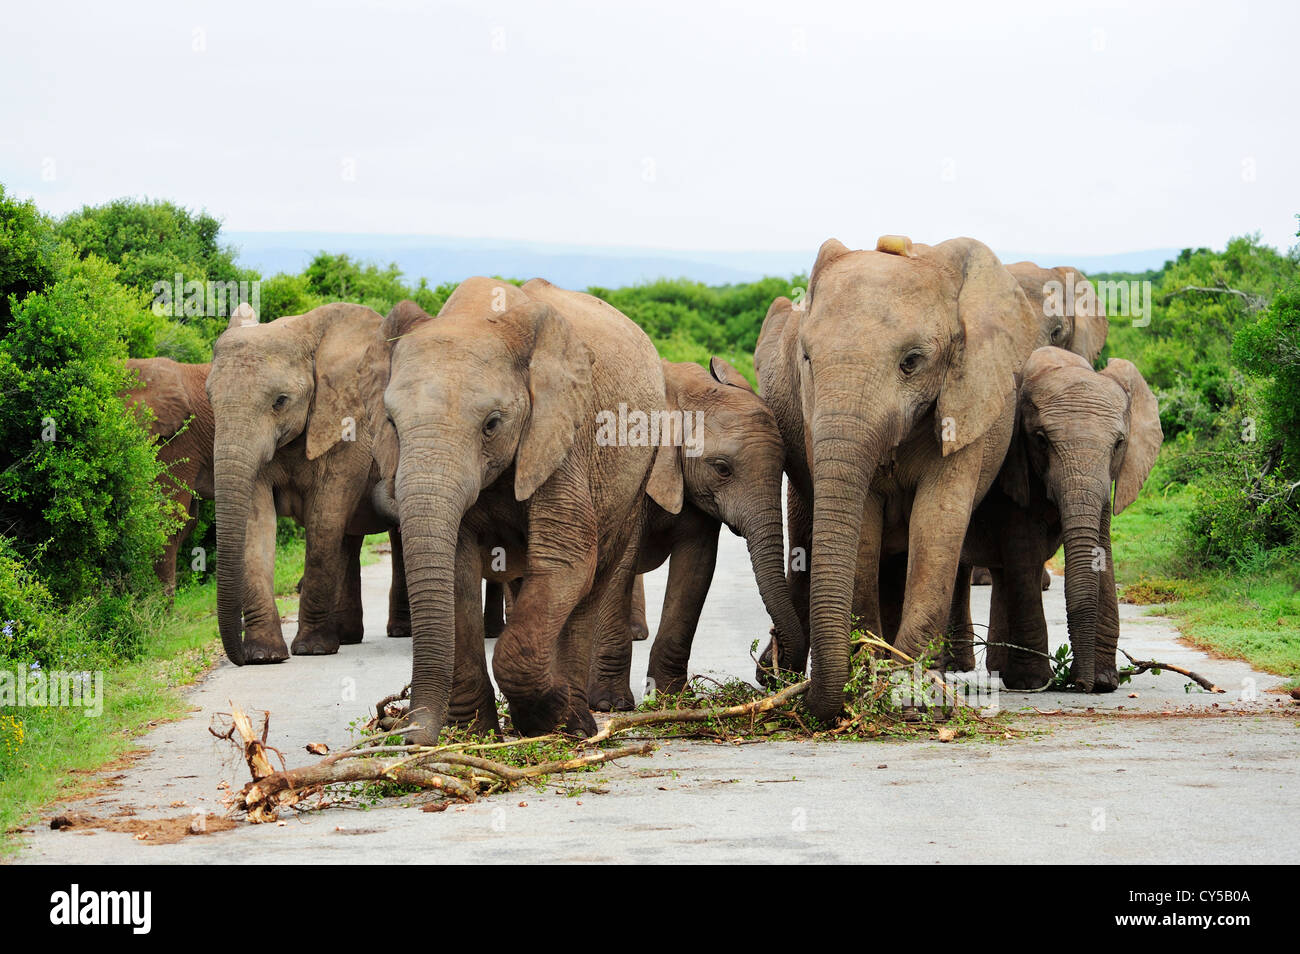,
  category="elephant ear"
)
[755,297,793,378]
[227,302,258,330]
[645,364,685,514]
[381,299,433,342]
[1100,358,1162,514]
[709,356,754,393]
[126,358,193,439]
[931,238,1039,456]
[1068,270,1109,365]
[807,238,852,308]
[512,302,594,502]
